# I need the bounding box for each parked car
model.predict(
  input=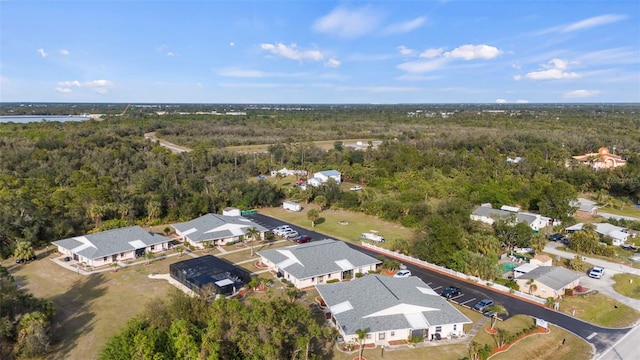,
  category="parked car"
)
[293,235,311,244]
[440,286,462,299]
[548,233,565,242]
[273,225,292,236]
[473,299,494,312]
[282,230,299,239]
[588,266,605,279]
[621,244,638,252]
[350,185,363,191]
[15,254,36,264]
[393,270,412,278]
